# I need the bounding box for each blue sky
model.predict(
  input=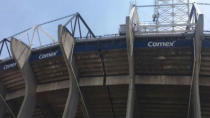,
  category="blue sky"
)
[0,0,131,39]
[0,0,209,59]
[0,0,209,40]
